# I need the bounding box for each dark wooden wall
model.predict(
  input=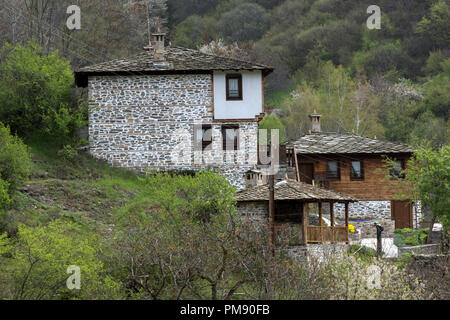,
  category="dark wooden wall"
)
[297,153,411,201]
